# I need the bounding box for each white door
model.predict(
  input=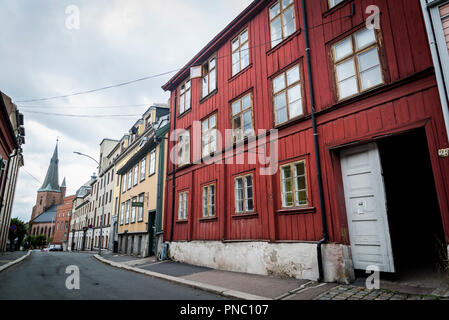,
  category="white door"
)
[340,143,395,273]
